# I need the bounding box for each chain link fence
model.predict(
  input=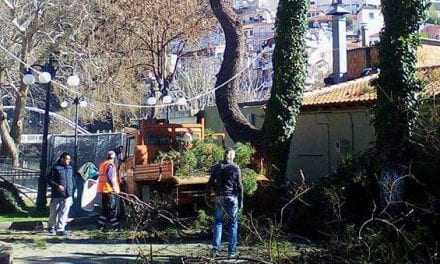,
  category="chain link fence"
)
[48,133,125,169]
